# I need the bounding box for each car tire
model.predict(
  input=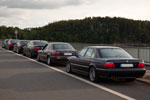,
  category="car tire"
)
[47,56,53,66]
[2,44,4,48]
[13,48,15,52]
[126,78,136,82]
[37,54,41,62]
[29,51,33,58]
[17,49,19,54]
[66,62,72,73]
[23,50,26,56]
[89,67,99,82]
